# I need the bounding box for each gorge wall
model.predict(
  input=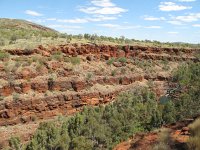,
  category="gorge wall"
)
[0,44,199,126]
